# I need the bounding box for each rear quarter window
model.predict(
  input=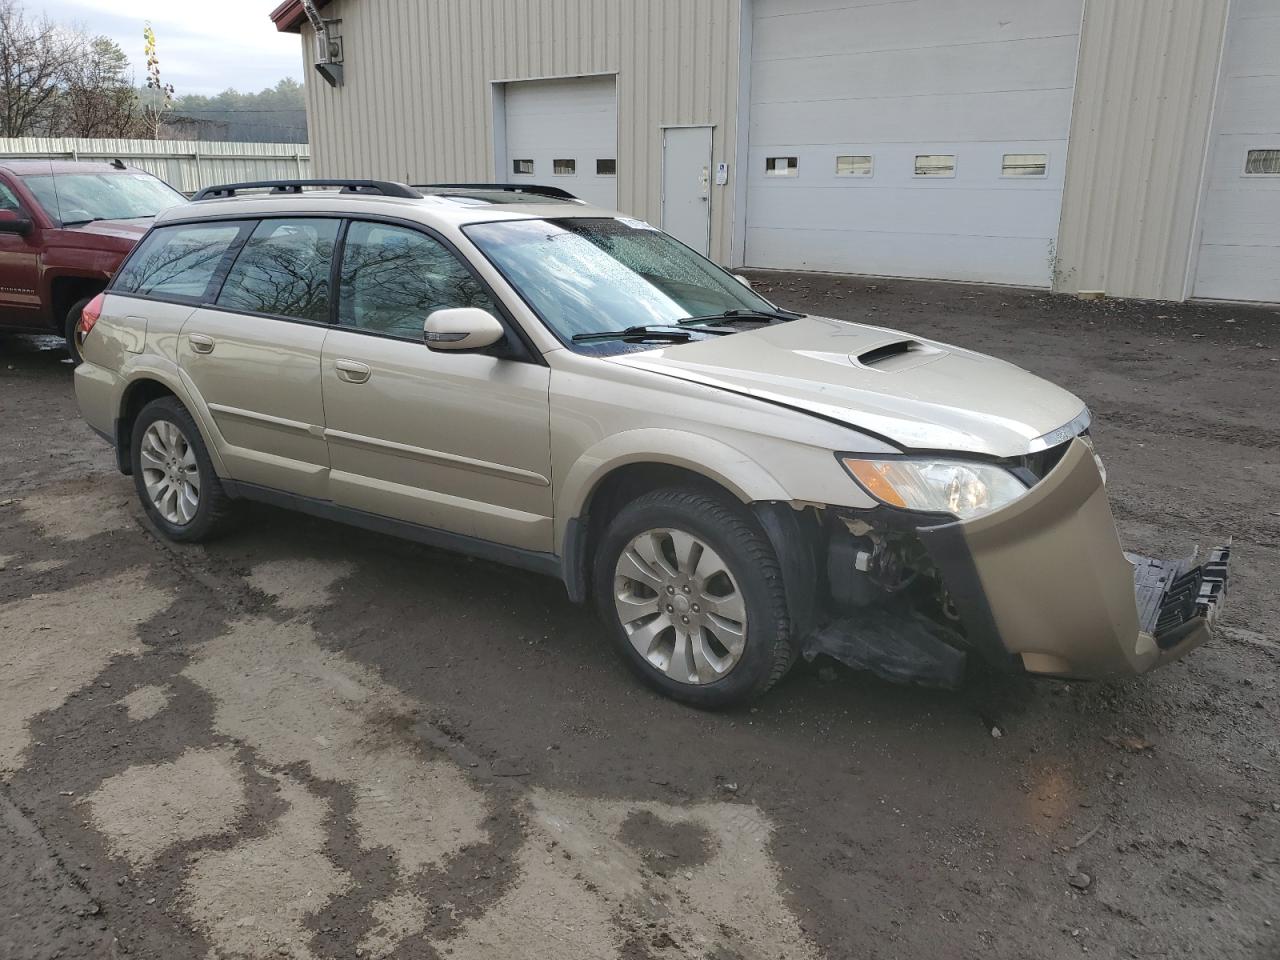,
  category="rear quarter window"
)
[113,222,244,302]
